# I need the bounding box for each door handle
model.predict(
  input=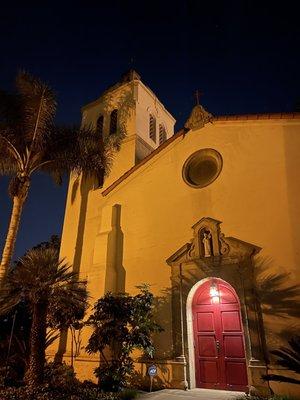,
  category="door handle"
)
[216,340,221,355]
